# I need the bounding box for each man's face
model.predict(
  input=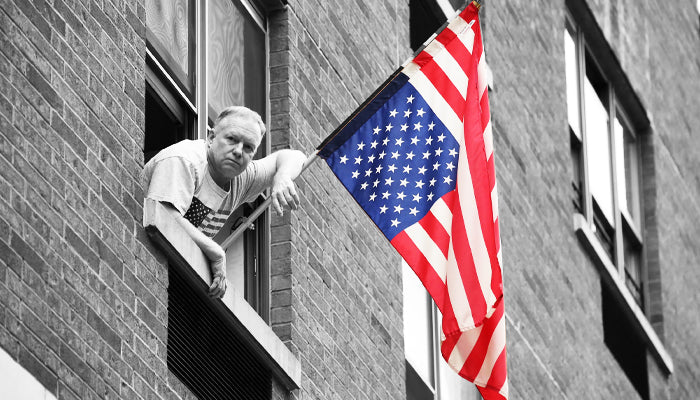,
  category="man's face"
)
[207,116,263,181]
